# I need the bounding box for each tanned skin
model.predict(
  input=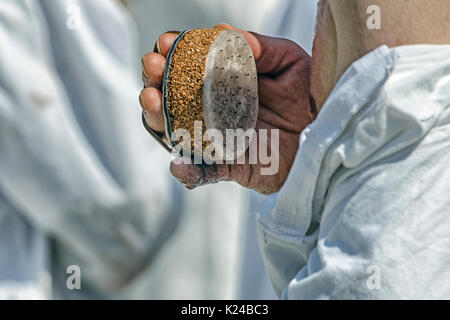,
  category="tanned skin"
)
[140,0,450,194]
[312,0,450,112]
